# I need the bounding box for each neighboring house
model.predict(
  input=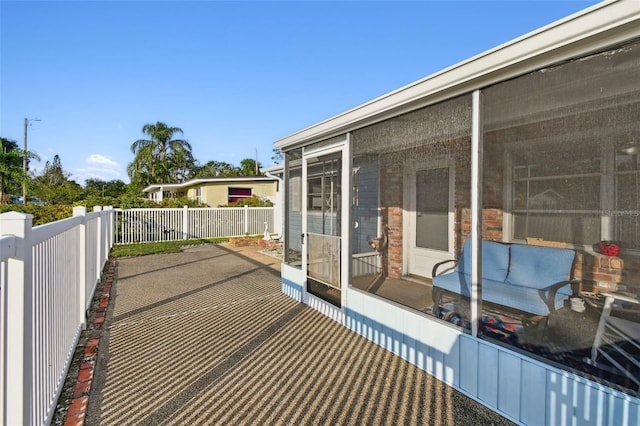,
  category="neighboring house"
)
[274,2,640,425]
[143,176,279,207]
